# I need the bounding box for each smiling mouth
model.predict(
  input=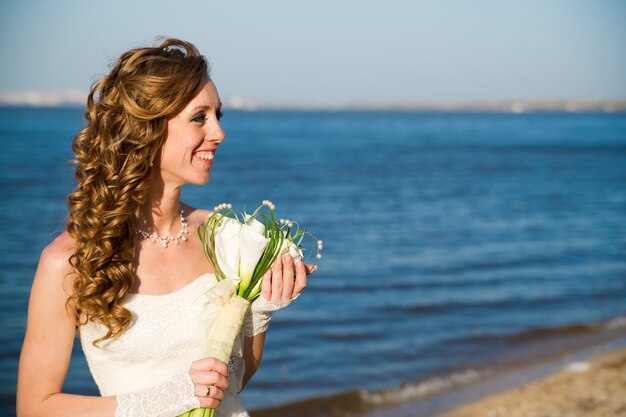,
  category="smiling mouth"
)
[195,151,214,161]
